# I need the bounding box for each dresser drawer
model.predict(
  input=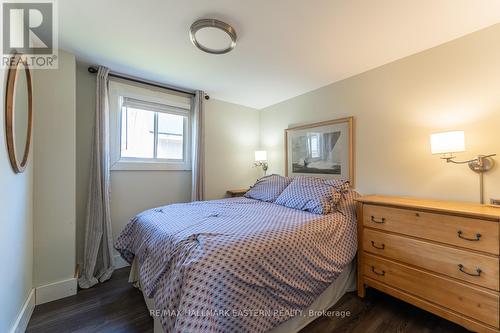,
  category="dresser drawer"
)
[363,253,499,327]
[363,204,499,254]
[363,229,499,290]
